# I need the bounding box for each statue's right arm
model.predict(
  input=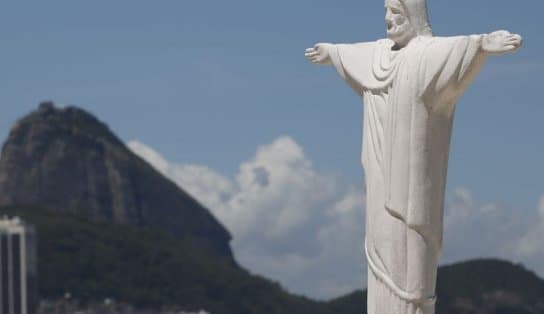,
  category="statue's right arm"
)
[305,43,335,65]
